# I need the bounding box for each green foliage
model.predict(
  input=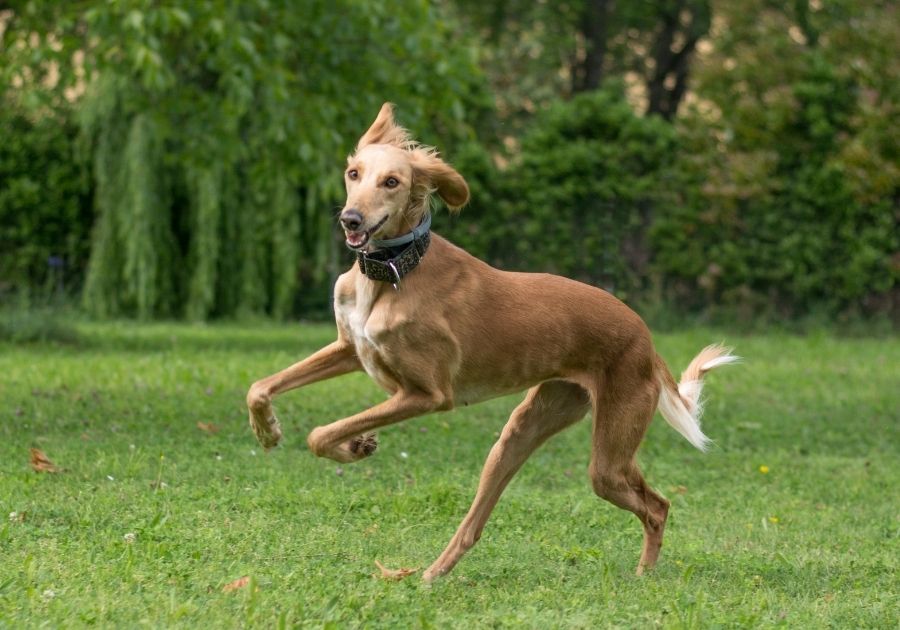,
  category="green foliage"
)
[0,305,79,344]
[1,0,897,321]
[185,166,222,321]
[4,0,490,319]
[0,106,92,296]
[449,87,677,298]
[446,0,711,121]
[653,1,899,318]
